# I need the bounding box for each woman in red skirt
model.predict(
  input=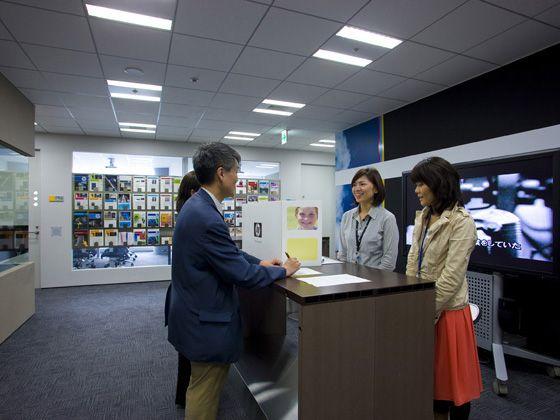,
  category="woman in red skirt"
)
[406,157,483,420]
